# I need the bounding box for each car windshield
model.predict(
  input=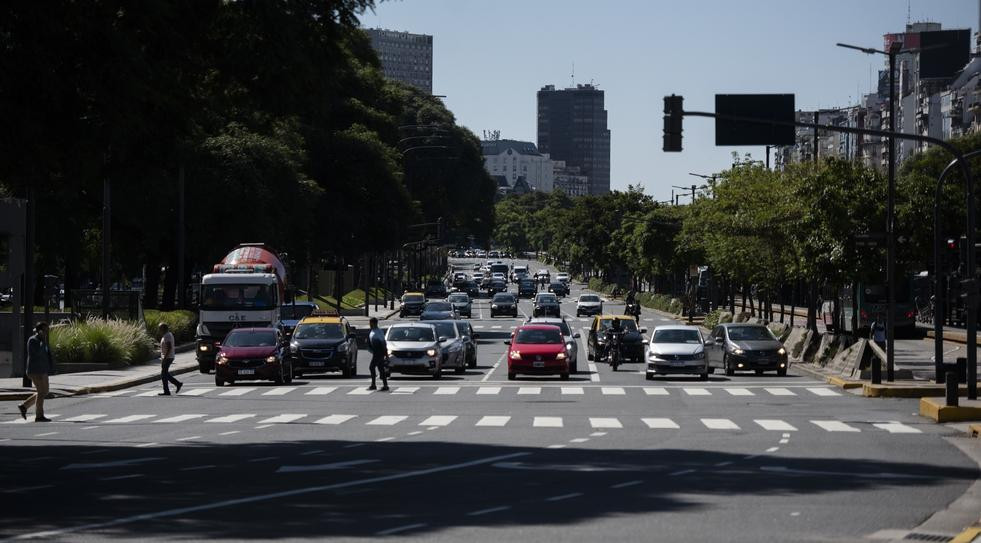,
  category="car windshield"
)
[388,327,435,342]
[455,322,471,336]
[201,284,277,310]
[599,319,638,333]
[433,322,457,339]
[727,326,775,341]
[520,280,535,286]
[652,329,701,344]
[493,294,513,302]
[403,294,424,303]
[425,302,452,312]
[580,295,600,303]
[515,328,563,344]
[224,330,277,347]
[293,323,344,340]
[537,295,557,303]
[280,304,316,320]
[448,294,469,303]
